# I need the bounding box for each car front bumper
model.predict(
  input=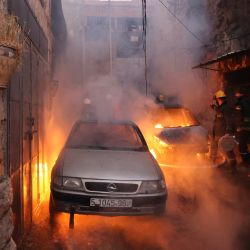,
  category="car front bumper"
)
[50,187,167,216]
